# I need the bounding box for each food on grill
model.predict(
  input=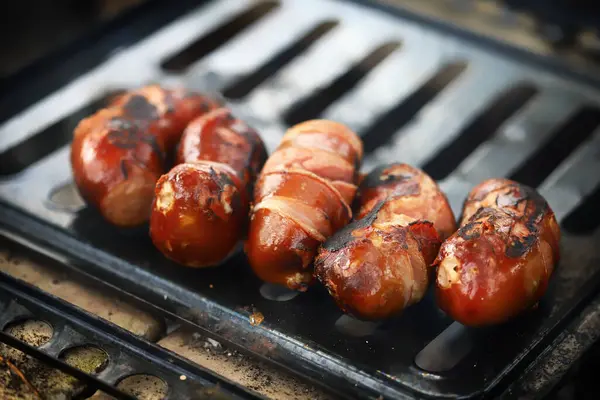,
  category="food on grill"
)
[314,163,454,320]
[150,108,267,267]
[434,178,561,327]
[71,85,219,227]
[246,120,363,290]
